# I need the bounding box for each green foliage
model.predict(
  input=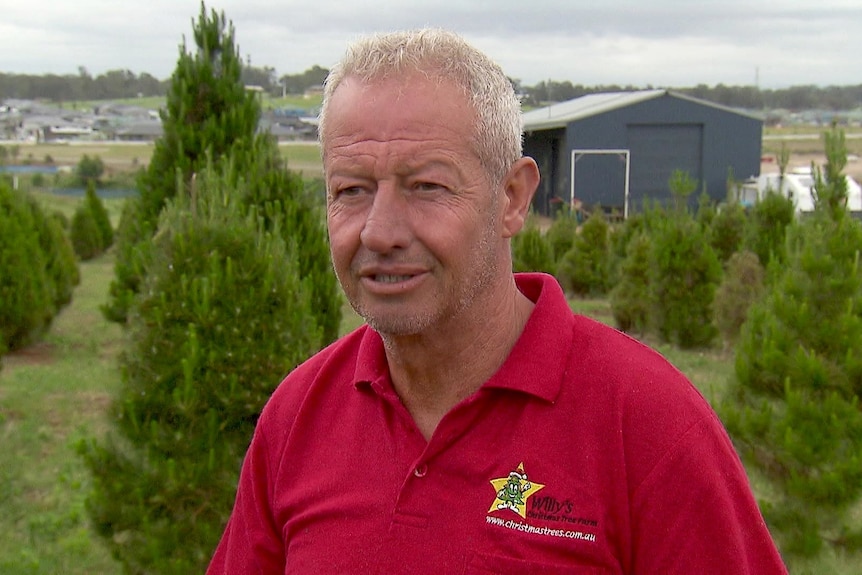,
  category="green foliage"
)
[70,204,104,261]
[0,184,50,351]
[105,3,341,341]
[0,182,79,353]
[544,208,580,261]
[724,126,862,557]
[777,142,791,180]
[669,168,698,211]
[280,64,329,95]
[219,138,342,342]
[75,154,105,185]
[709,202,748,263]
[101,198,155,324]
[812,125,850,221]
[134,4,259,230]
[84,181,113,248]
[713,250,764,346]
[648,212,722,348]
[610,232,651,334]
[744,190,795,268]
[105,2,261,324]
[80,165,325,574]
[512,222,554,274]
[696,191,717,229]
[30,206,80,311]
[556,210,611,296]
